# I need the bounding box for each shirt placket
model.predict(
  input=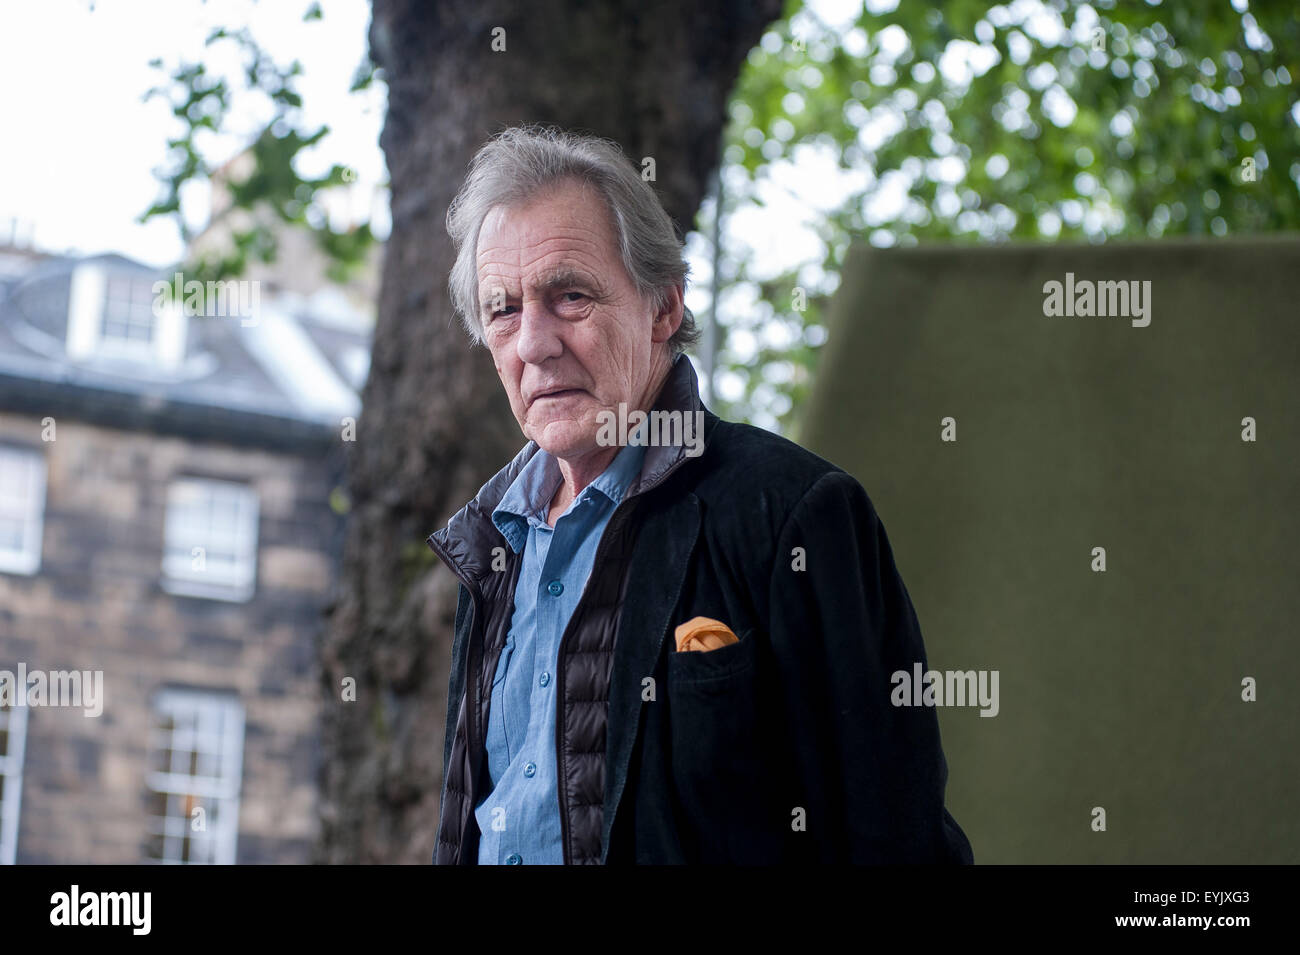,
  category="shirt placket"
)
[526,518,559,850]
